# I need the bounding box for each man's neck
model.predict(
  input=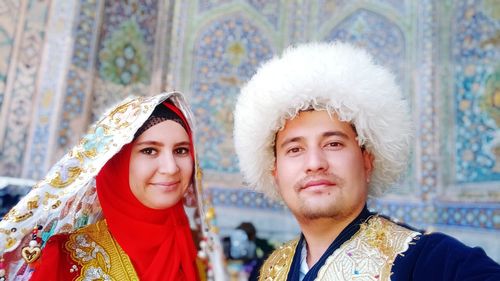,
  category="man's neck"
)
[297,208,364,268]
